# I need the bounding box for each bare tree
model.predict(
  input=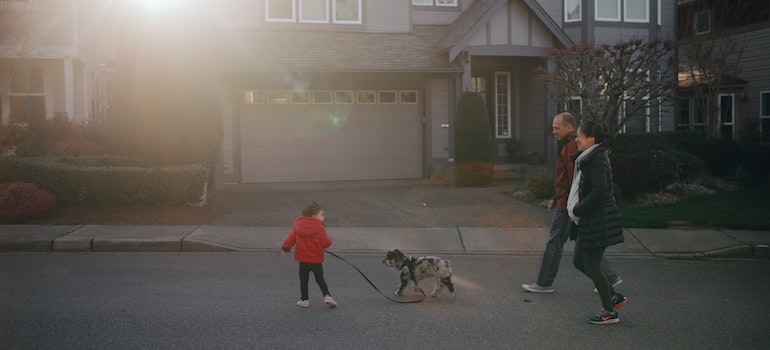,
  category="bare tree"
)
[537,38,678,138]
[678,0,750,140]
